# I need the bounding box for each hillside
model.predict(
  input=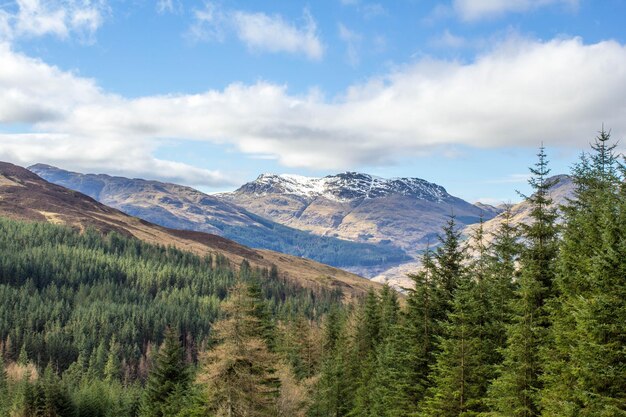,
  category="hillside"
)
[463,174,575,245]
[0,161,380,299]
[29,164,409,269]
